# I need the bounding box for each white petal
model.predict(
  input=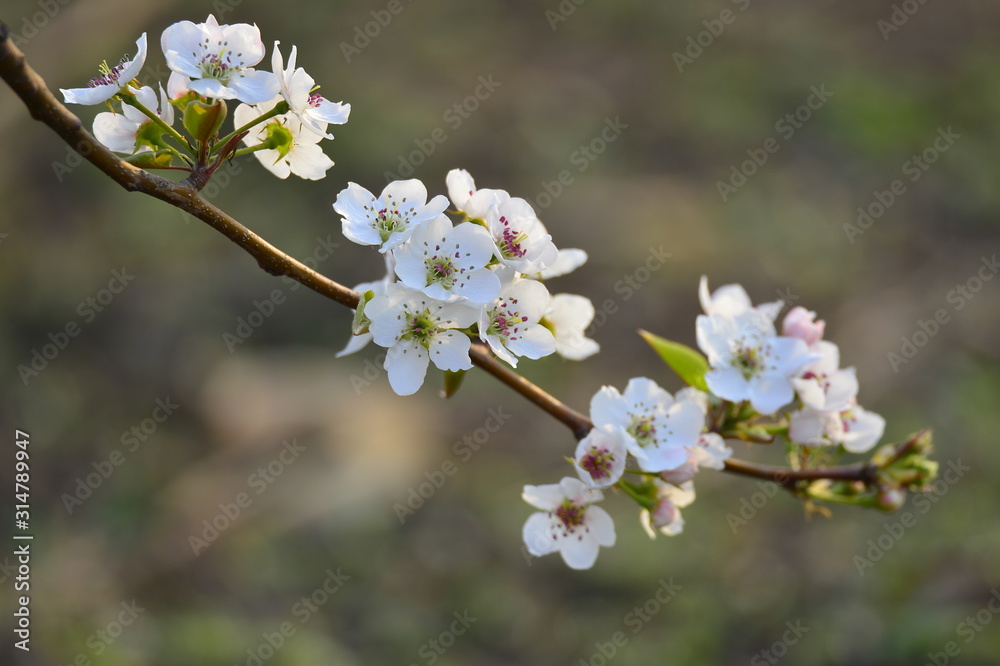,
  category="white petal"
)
[287,143,334,180]
[537,248,588,280]
[384,342,429,396]
[223,22,266,66]
[590,386,630,429]
[705,366,752,403]
[446,168,476,210]
[623,377,672,409]
[189,77,236,99]
[233,70,280,104]
[428,331,473,372]
[842,408,885,454]
[507,325,556,360]
[586,505,616,547]
[382,179,429,208]
[93,112,138,153]
[748,373,795,414]
[167,71,190,100]
[161,22,209,78]
[61,84,120,106]
[253,149,291,179]
[453,268,501,305]
[522,513,559,556]
[522,483,566,511]
[335,332,372,358]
